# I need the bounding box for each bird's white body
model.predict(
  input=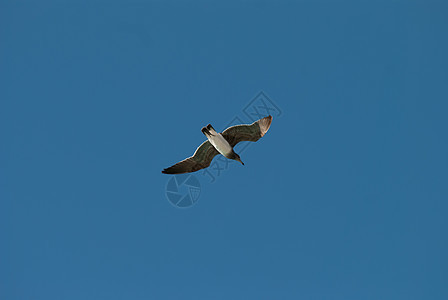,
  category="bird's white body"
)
[205,127,233,157]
